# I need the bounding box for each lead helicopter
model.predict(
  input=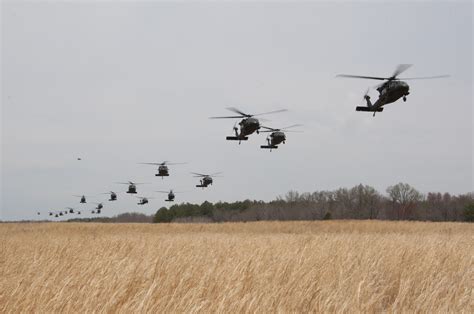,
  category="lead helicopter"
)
[337,64,449,116]
[210,107,287,144]
[192,172,222,188]
[260,124,302,151]
[139,161,187,178]
[136,196,152,205]
[116,181,147,194]
[156,189,186,202]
